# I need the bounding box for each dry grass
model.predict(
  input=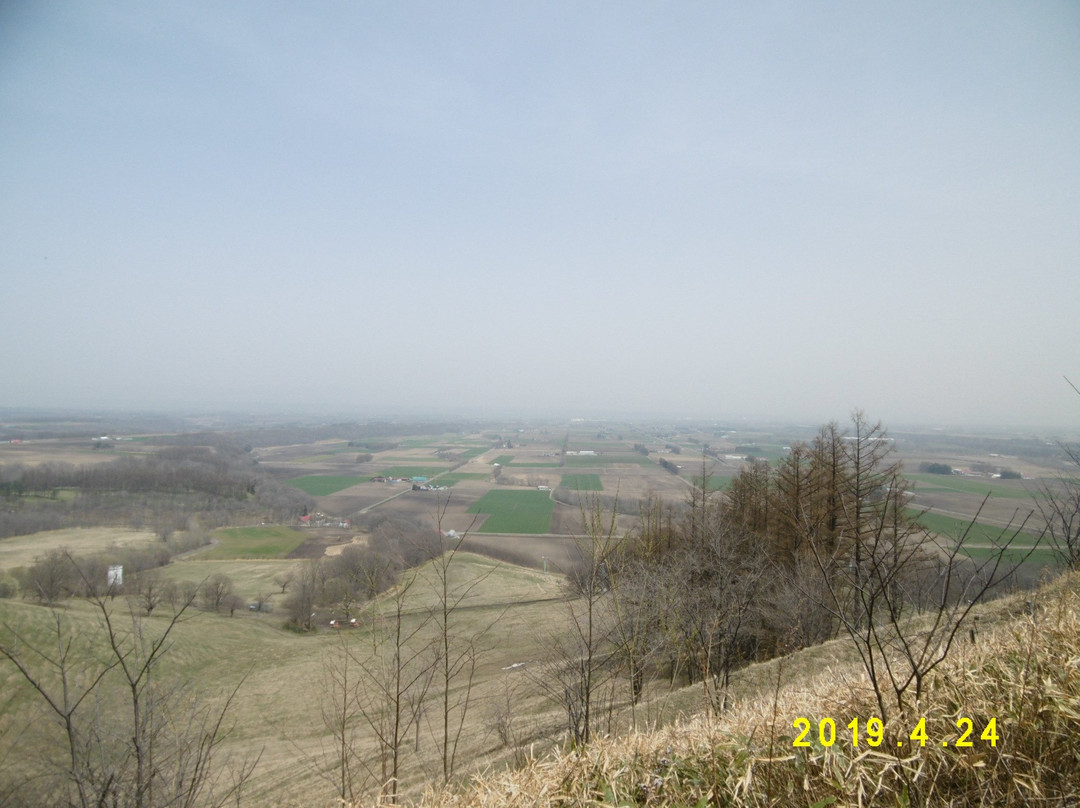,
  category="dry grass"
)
[0,553,577,808]
[0,527,158,571]
[416,573,1080,808]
